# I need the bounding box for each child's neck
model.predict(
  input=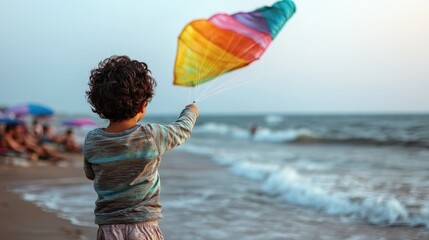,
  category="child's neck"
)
[104,114,143,133]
